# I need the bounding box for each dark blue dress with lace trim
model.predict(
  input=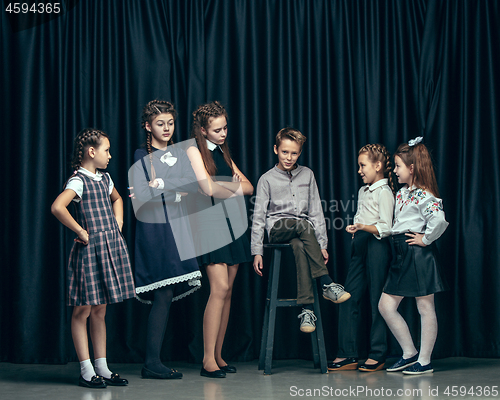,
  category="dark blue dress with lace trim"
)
[132,147,202,303]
